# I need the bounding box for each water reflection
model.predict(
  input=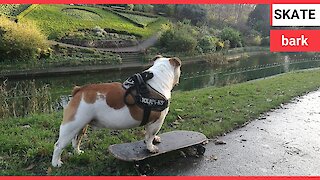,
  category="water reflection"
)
[4,52,320,100]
